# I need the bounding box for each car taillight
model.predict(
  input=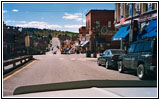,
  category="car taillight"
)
[111,56,115,59]
[150,58,156,65]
